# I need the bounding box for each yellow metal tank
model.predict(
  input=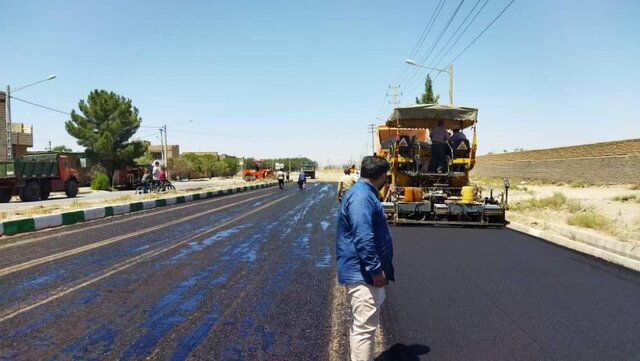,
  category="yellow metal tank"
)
[461,186,475,204]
